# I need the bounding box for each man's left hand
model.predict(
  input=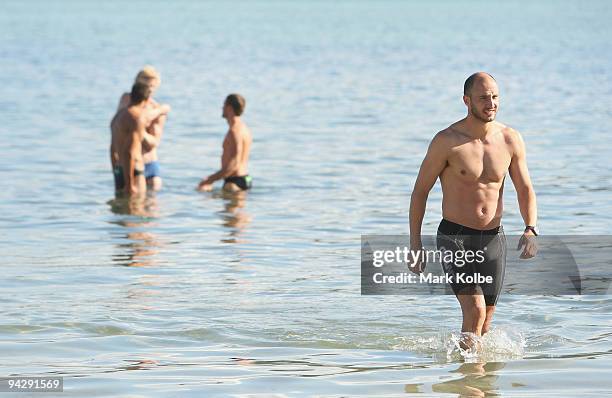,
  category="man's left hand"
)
[517,231,538,259]
[197,179,213,192]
